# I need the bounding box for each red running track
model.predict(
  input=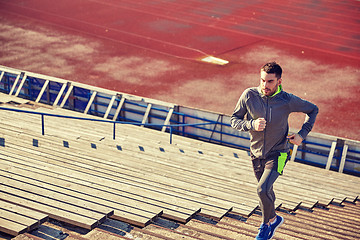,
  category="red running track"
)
[1,0,359,60]
[0,0,359,140]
